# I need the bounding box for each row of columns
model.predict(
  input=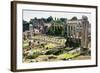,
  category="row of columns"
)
[65,16,90,49]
